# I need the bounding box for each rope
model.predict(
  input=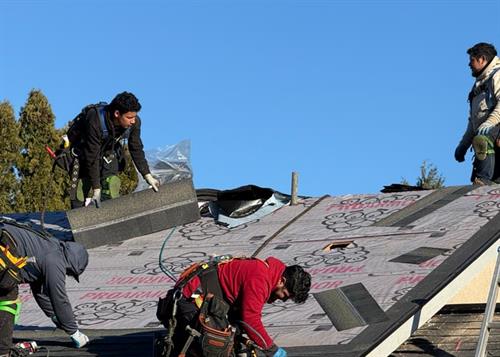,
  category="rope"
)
[159,226,177,283]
